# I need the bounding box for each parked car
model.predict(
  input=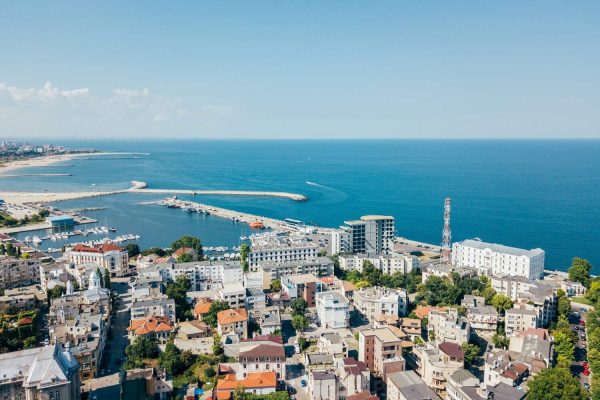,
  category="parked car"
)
[300,380,307,387]
[580,320,586,327]
[583,369,590,376]
[583,362,589,369]
[584,383,591,390]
